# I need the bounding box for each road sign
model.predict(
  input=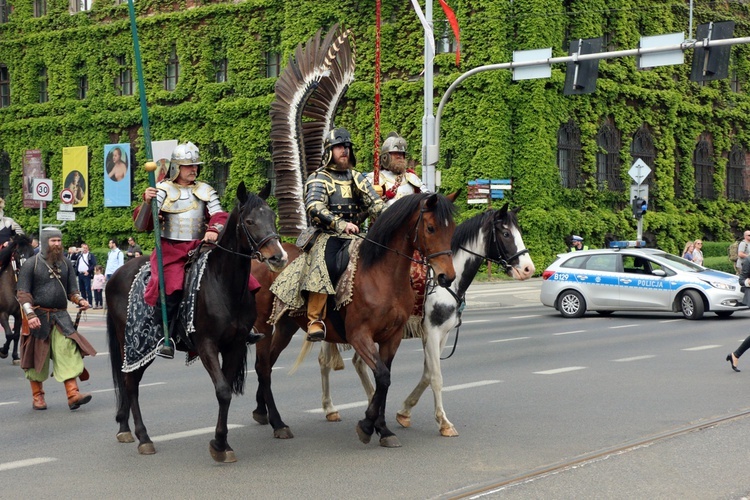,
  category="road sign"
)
[60,189,74,204]
[630,184,649,202]
[59,203,73,212]
[56,211,76,221]
[32,178,53,201]
[628,159,652,185]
